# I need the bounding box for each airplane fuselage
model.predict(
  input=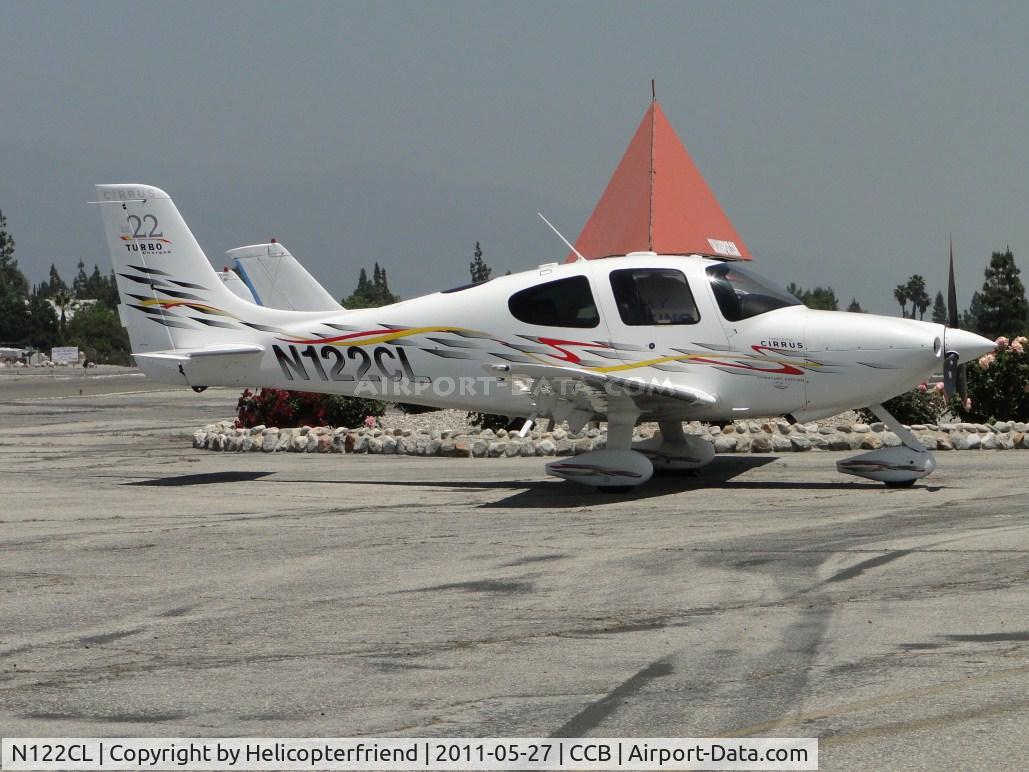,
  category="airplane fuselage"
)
[137,253,946,424]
